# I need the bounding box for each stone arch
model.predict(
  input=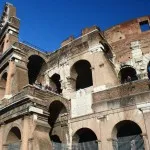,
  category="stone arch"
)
[49,100,69,145]
[27,55,47,85]
[26,50,47,63]
[0,71,7,99]
[50,135,62,143]
[70,59,93,91]
[72,128,98,149]
[112,120,144,150]
[118,65,138,84]
[4,123,22,143]
[49,73,62,94]
[48,98,69,114]
[6,127,21,150]
[48,100,68,127]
